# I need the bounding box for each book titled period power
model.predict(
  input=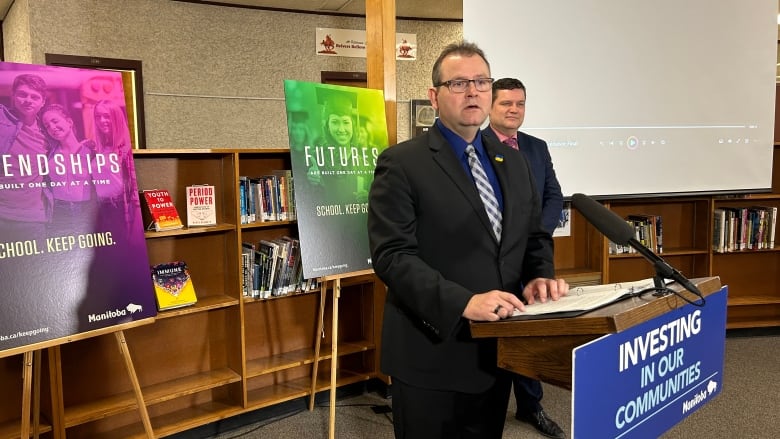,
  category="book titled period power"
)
[185,184,217,227]
[151,261,198,311]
